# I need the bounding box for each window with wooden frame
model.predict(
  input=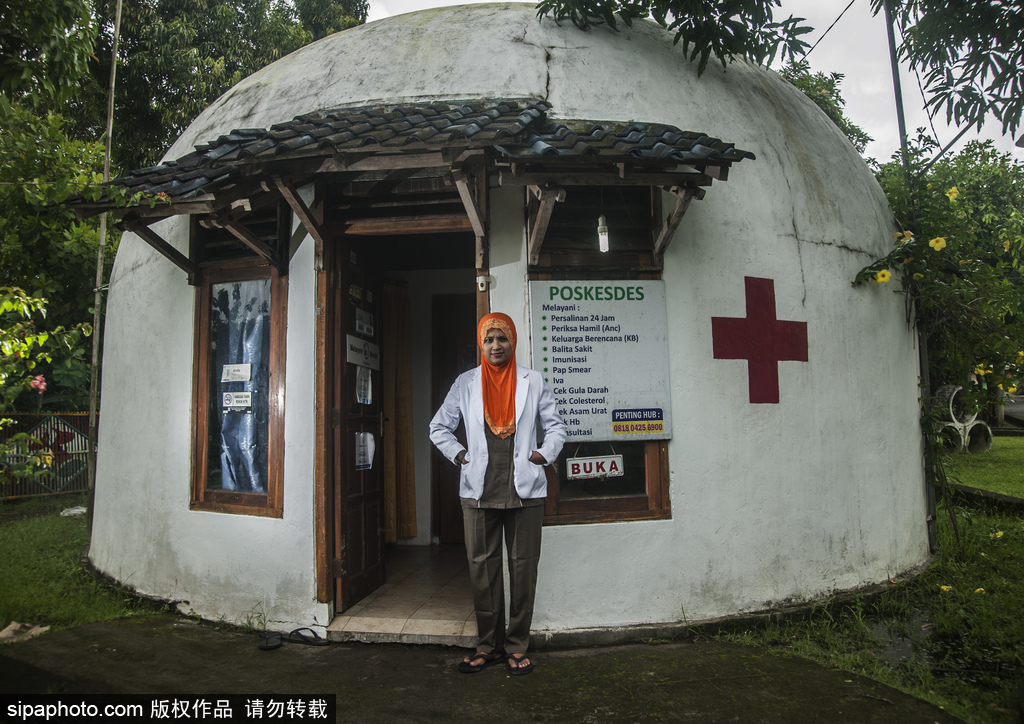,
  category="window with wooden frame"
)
[532,185,671,525]
[191,262,287,516]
